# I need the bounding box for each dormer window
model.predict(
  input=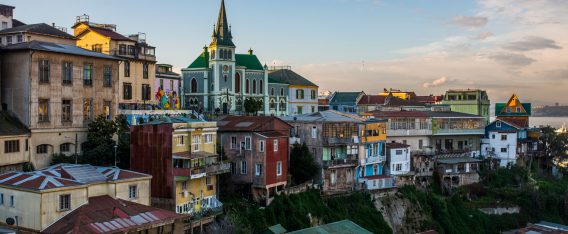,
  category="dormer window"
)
[496,121,501,127]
